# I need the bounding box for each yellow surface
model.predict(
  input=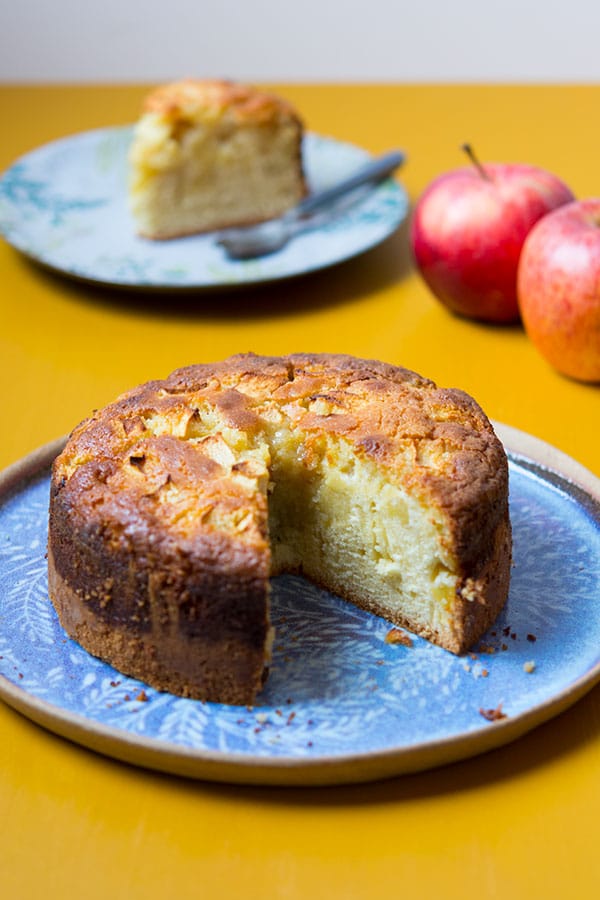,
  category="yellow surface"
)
[0,84,599,898]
